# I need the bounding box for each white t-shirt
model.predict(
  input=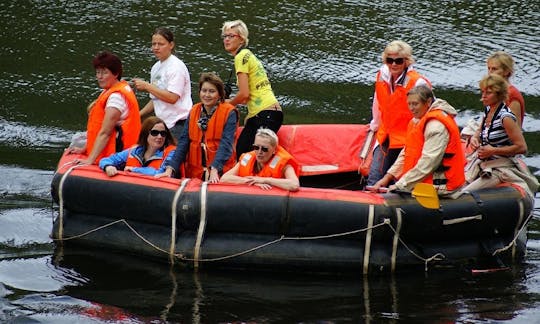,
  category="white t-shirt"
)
[150,54,193,128]
[106,92,128,125]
